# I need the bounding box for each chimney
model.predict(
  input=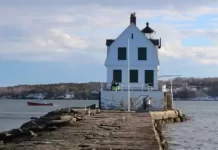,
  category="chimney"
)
[130,12,136,25]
